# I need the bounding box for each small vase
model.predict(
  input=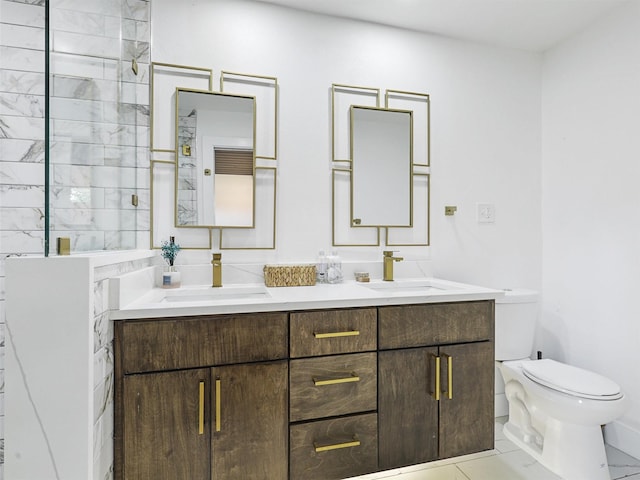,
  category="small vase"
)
[162,265,181,288]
